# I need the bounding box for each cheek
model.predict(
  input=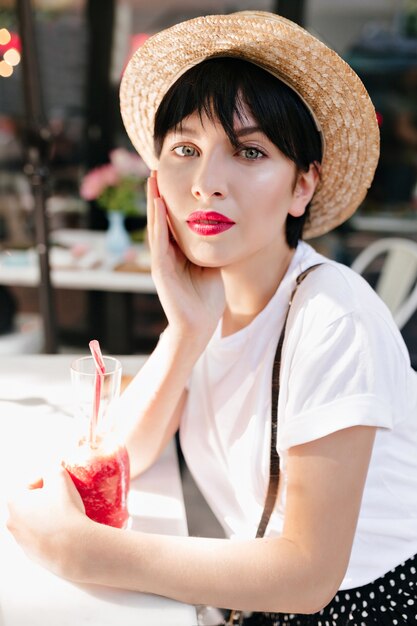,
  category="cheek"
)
[239,162,295,204]
[155,165,171,201]
[156,166,186,215]
[252,183,292,219]
[156,166,190,250]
